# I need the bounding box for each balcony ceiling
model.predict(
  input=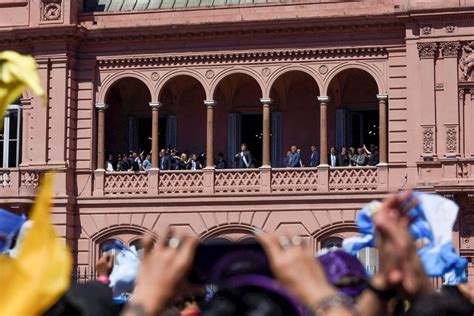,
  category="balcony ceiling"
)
[84,0,292,12]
